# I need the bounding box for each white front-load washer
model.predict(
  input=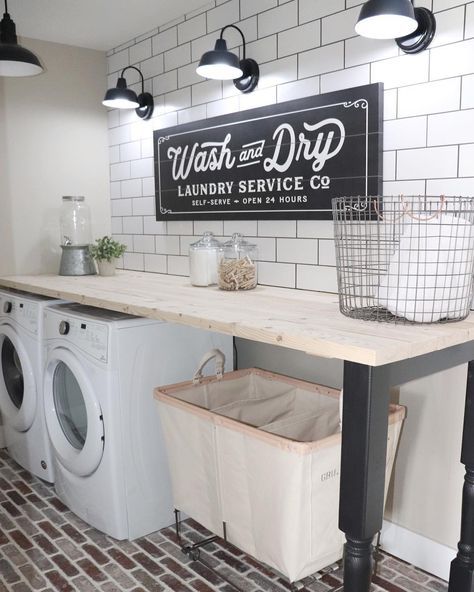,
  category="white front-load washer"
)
[0,288,65,482]
[43,303,232,540]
